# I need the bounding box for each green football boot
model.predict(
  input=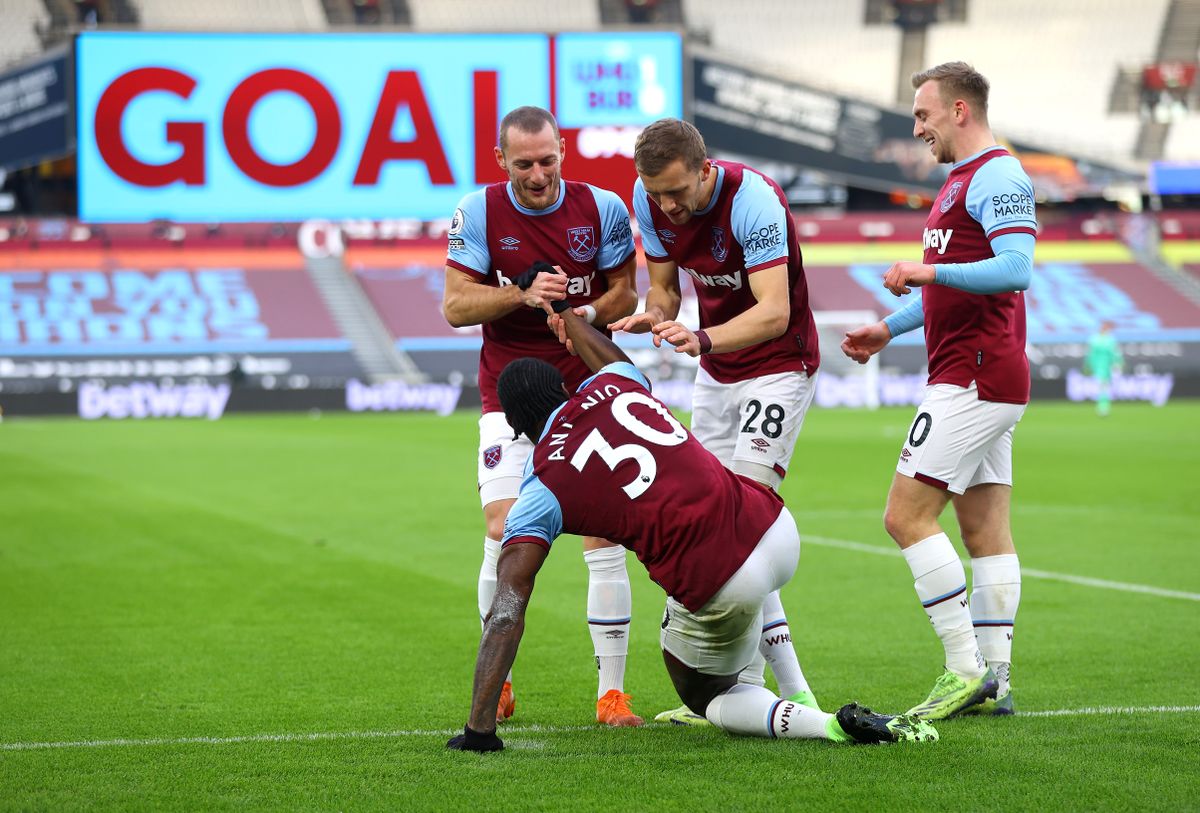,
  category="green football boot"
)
[960,688,1015,716]
[789,689,822,711]
[830,703,940,744]
[906,667,999,720]
[653,705,712,726]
